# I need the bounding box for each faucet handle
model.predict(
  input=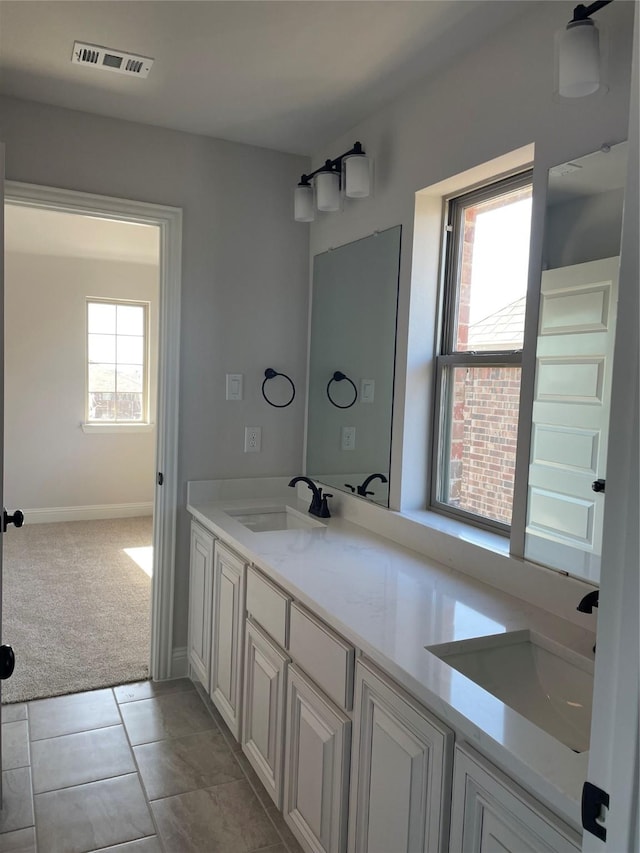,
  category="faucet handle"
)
[318,493,332,519]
